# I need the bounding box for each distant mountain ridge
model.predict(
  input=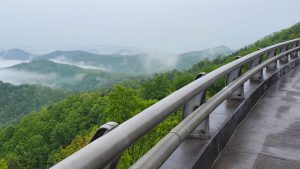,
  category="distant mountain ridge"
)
[0,45,233,75]
[2,60,127,91]
[0,49,33,60]
[36,50,146,73]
